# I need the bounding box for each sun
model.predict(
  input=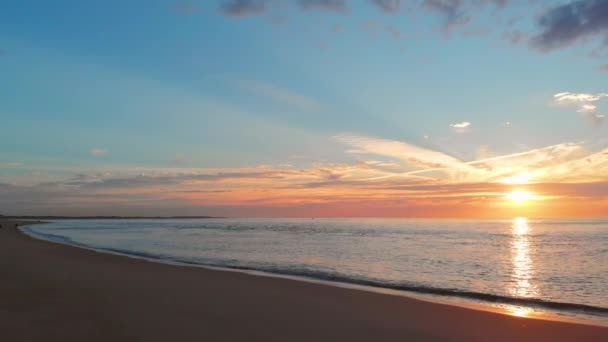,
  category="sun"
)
[505,190,535,204]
